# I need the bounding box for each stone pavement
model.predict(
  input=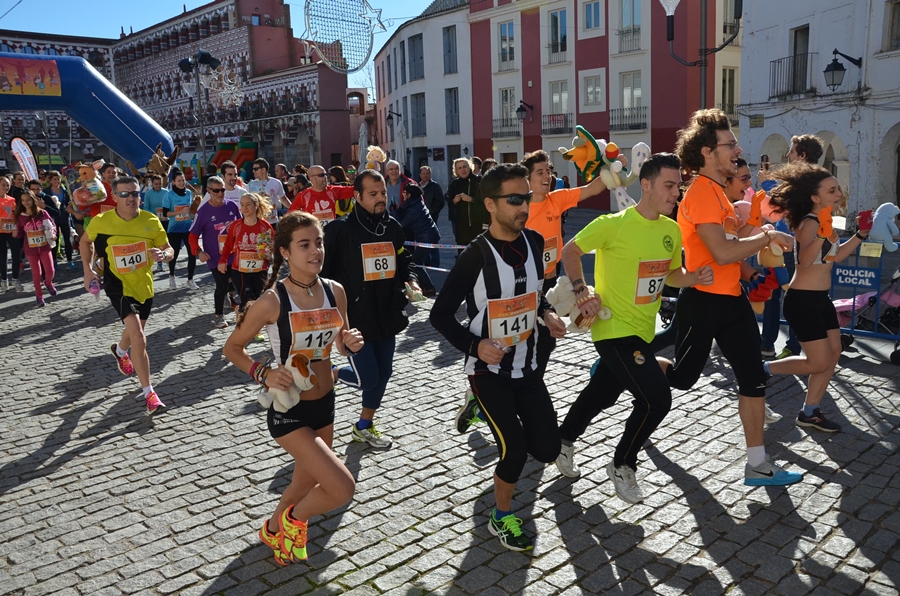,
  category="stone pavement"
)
[2,209,900,596]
